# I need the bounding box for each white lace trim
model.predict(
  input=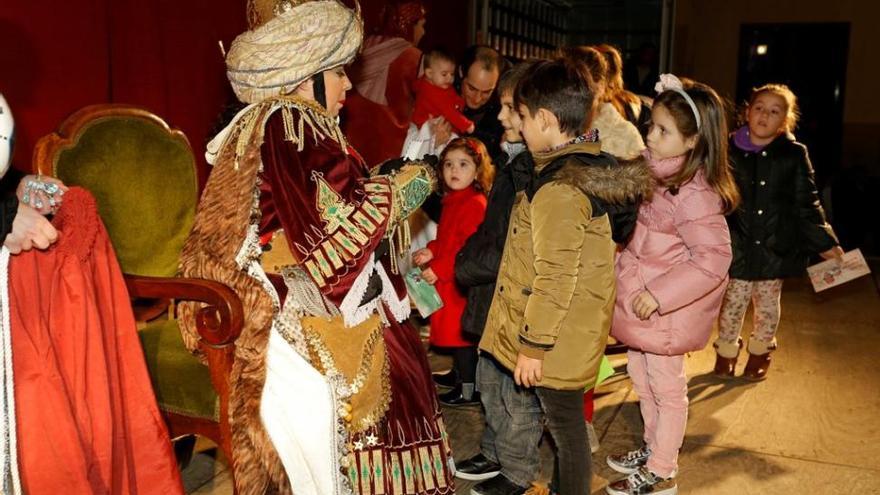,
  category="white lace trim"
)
[376,263,410,323]
[0,248,21,495]
[337,258,411,327]
[337,257,376,328]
